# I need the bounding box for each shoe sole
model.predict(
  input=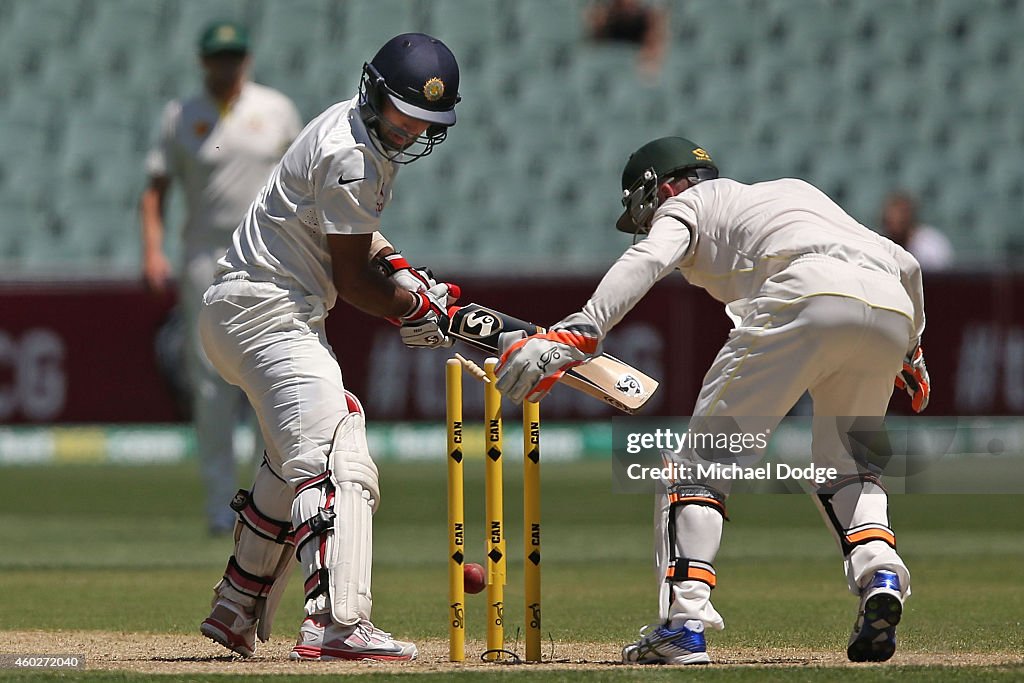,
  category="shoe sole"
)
[847,592,902,662]
[200,620,255,658]
[289,645,416,662]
